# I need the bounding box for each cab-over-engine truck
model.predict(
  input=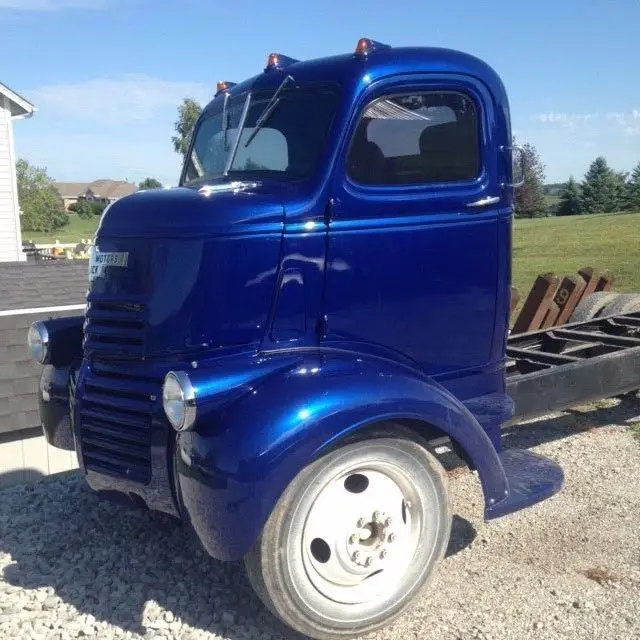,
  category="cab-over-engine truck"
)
[28,40,640,639]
